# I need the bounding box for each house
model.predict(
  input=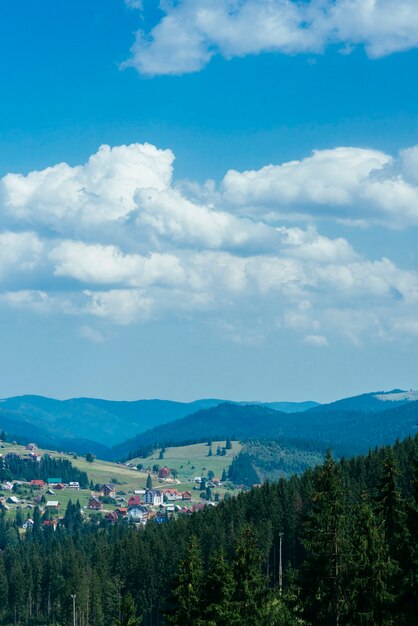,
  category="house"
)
[68,482,80,490]
[30,480,45,488]
[54,483,65,490]
[45,501,60,510]
[100,484,116,498]
[88,497,103,510]
[178,507,193,515]
[182,491,192,501]
[115,507,128,518]
[143,489,163,506]
[158,467,170,479]
[105,511,119,523]
[163,489,181,502]
[47,478,62,486]
[6,496,20,504]
[1,482,14,491]
[128,495,141,508]
[127,505,148,523]
[26,443,38,451]
[46,489,55,495]
[22,519,35,529]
